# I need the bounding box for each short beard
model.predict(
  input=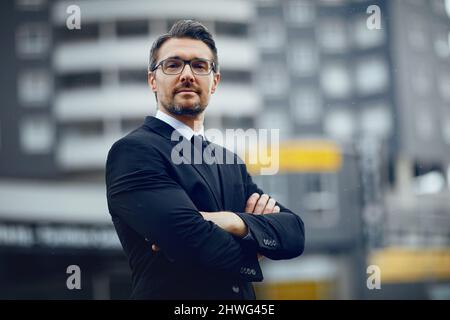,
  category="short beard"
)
[163,103,206,117]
